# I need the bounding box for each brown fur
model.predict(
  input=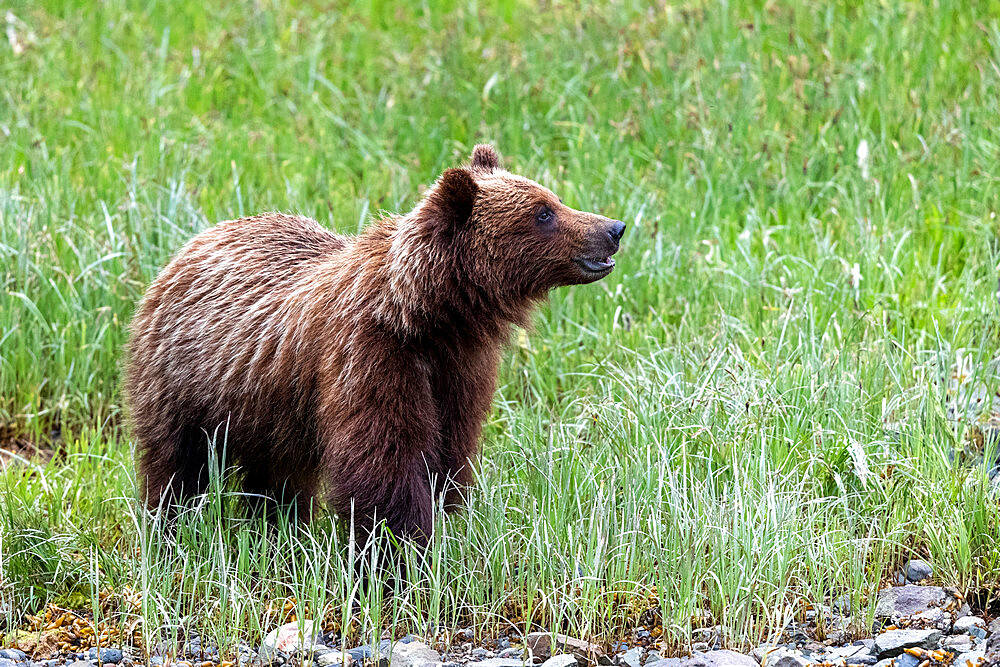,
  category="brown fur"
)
[125,145,624,544]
